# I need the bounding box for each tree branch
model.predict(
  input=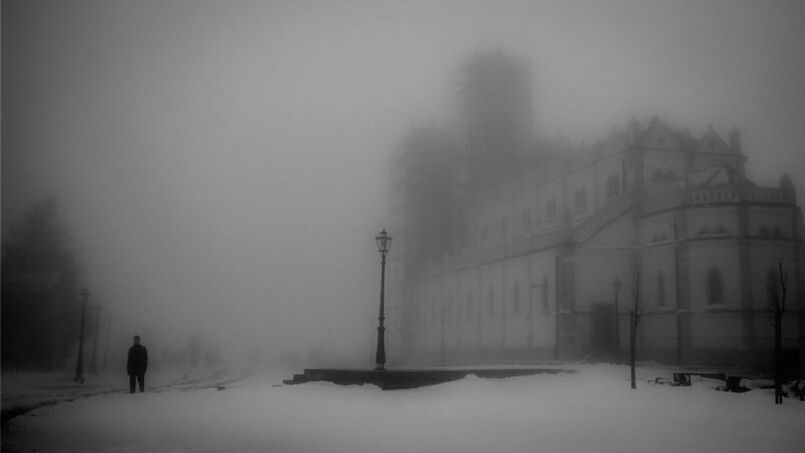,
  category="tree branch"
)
[778,259,788,314]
